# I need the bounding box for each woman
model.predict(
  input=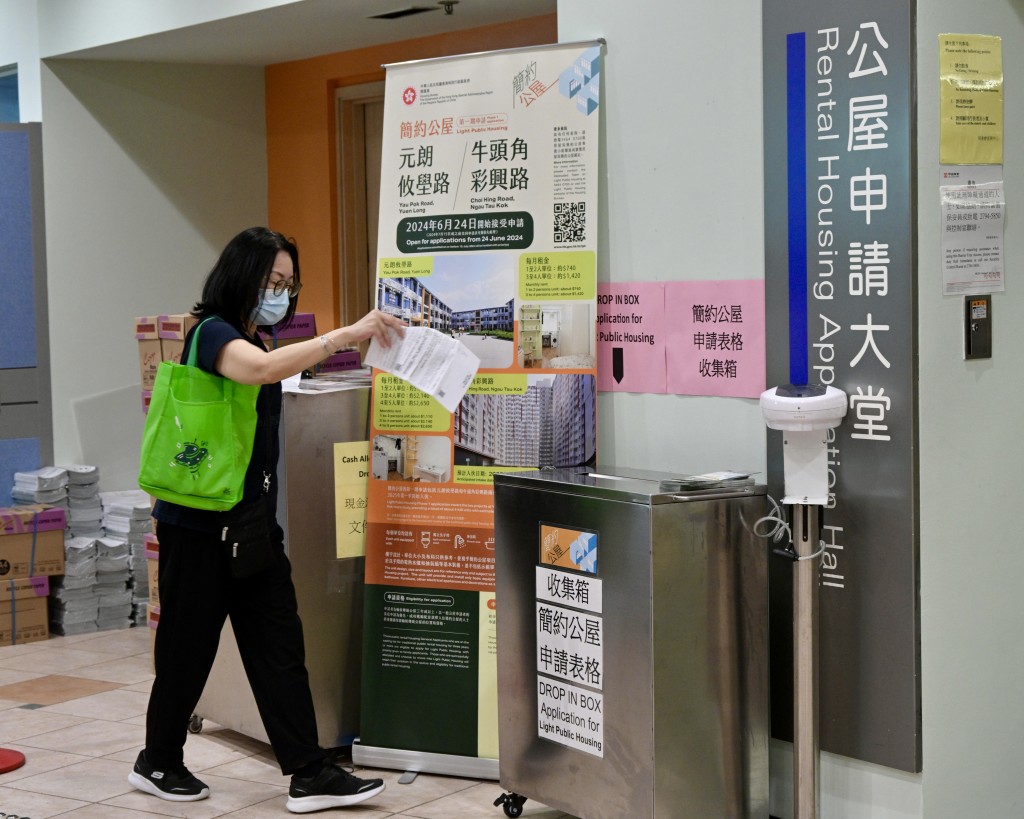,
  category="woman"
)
[130,227,404,813]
